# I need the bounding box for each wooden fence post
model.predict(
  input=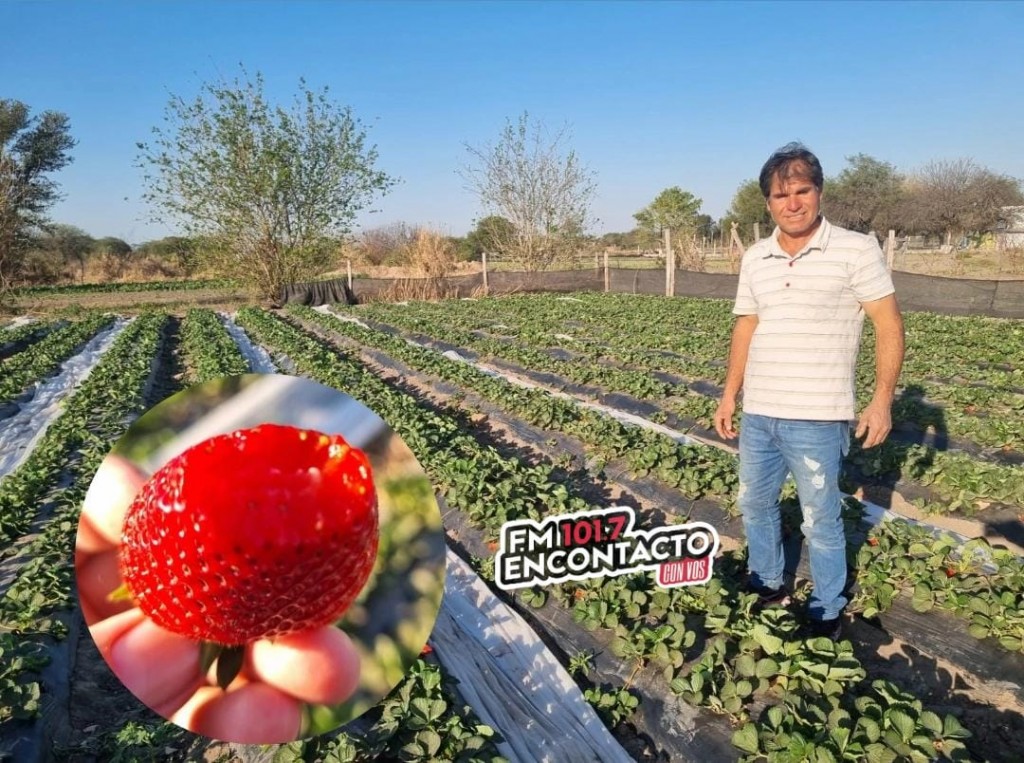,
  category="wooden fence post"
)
[664,228,674,296]
[482,252,489,296]
[753,222,761,242]
[729,222,746,274]
[886,230,896,271]
[604,250,609,292]
[347,259,353,290]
